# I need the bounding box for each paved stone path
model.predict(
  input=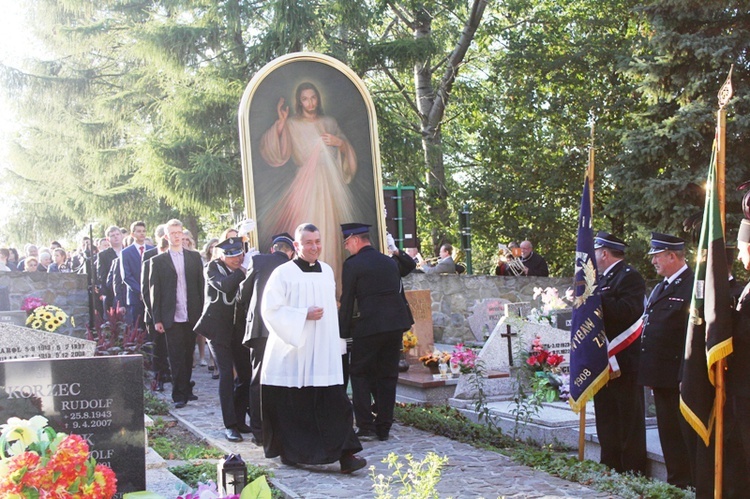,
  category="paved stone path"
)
[154,366,617,498]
